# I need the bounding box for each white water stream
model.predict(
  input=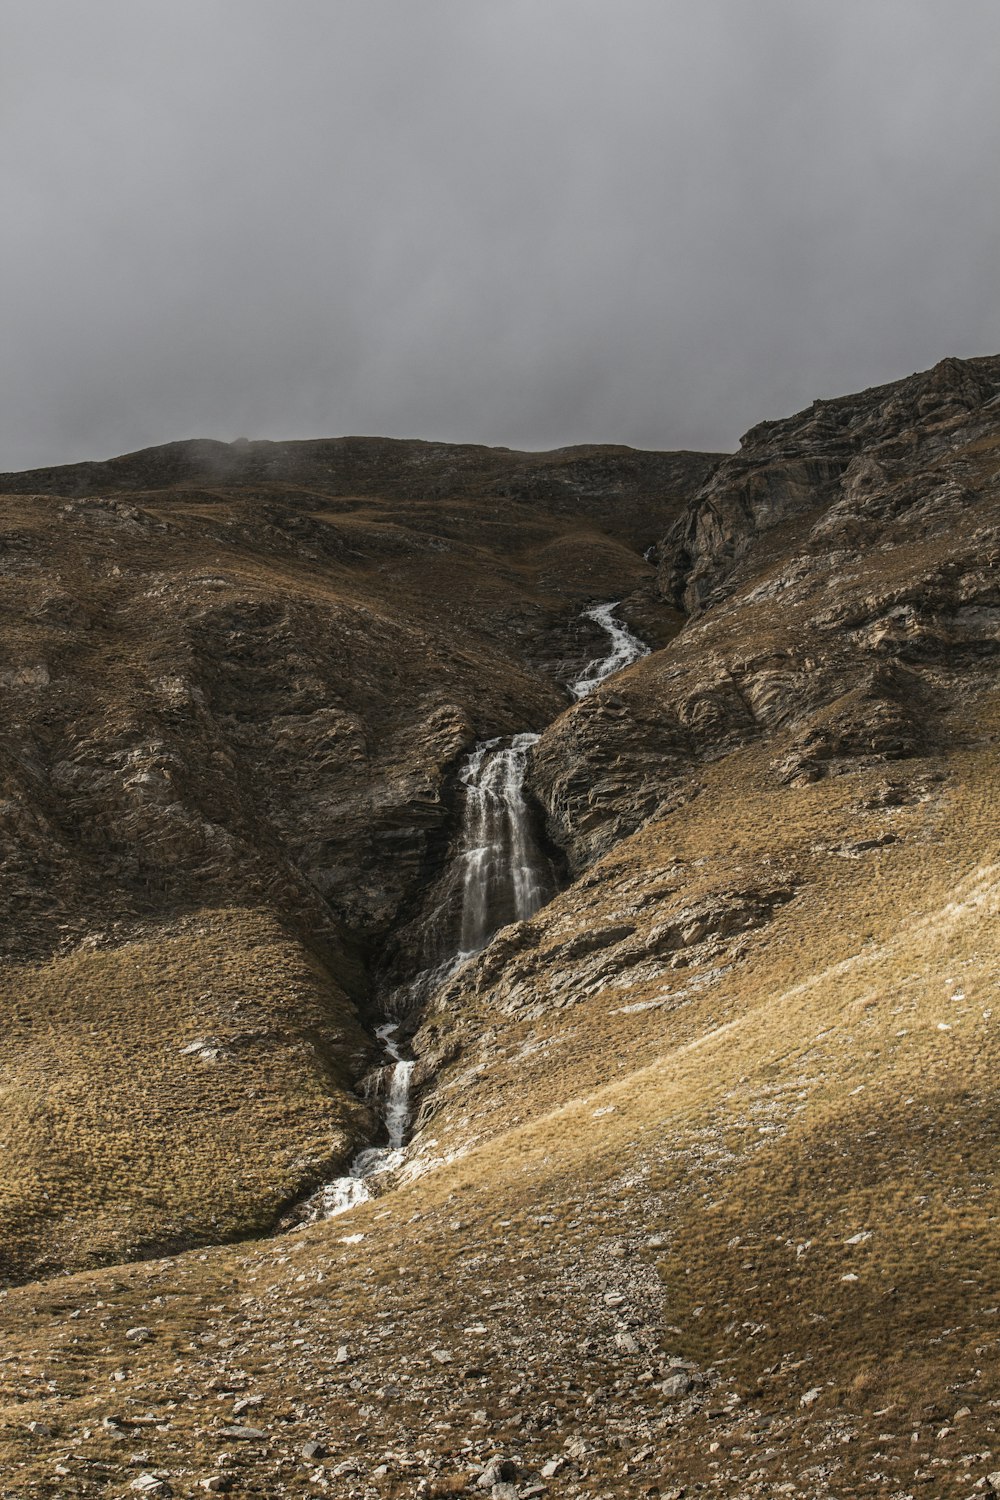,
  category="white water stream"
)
[311,600,648,1218]
[313,1022,414,1216]
[455,732,552,958]
[569,600,649,699]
